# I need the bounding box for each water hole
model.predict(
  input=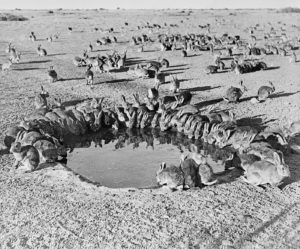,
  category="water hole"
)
[65,129,235,188]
